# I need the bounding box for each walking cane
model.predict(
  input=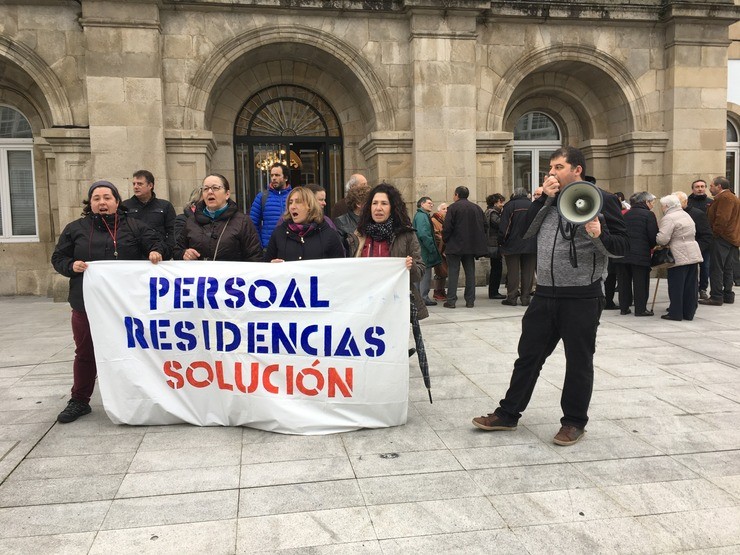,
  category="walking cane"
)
[650,276,661,312]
